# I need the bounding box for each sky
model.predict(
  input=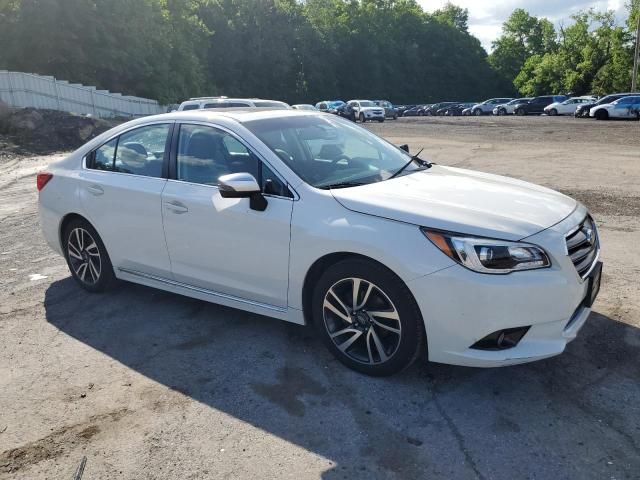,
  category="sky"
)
[419,0,630,51]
